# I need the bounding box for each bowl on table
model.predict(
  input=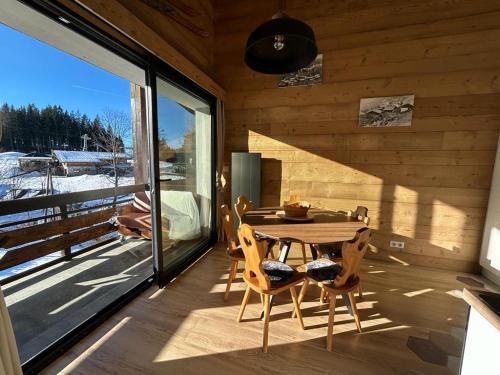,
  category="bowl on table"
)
[283,200,311,218]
